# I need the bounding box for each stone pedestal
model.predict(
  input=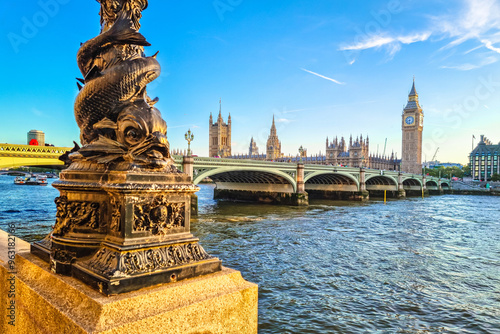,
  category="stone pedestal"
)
[1,231,258,333]
[32,166,221,295]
